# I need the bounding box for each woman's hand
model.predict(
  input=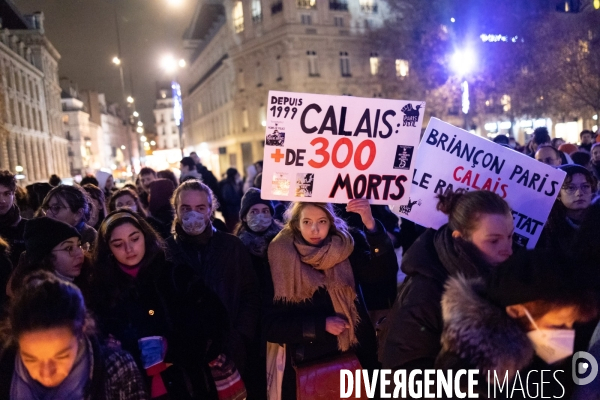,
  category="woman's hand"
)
[346,199,376,232]
[326,316,351,336]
